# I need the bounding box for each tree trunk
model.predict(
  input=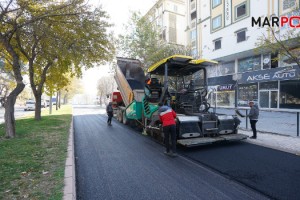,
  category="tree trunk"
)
[58,91,61,109]
[4,83,25,138]
[56,92,58,110]
[49,95,53,114]
[34,93,42,120]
